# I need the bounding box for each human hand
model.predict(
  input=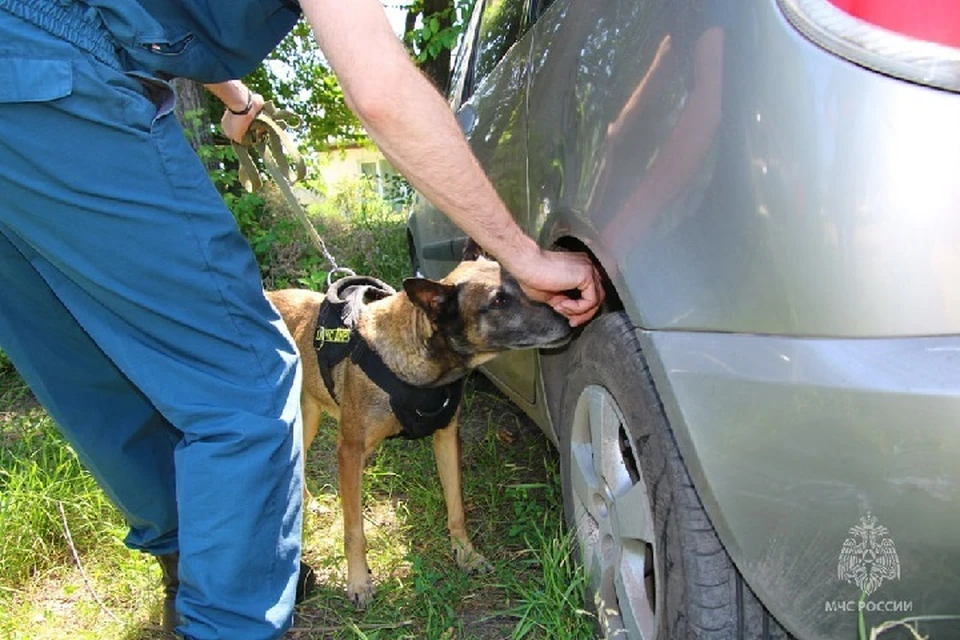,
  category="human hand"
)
[220,91,265,144]
[509,249,604,327]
